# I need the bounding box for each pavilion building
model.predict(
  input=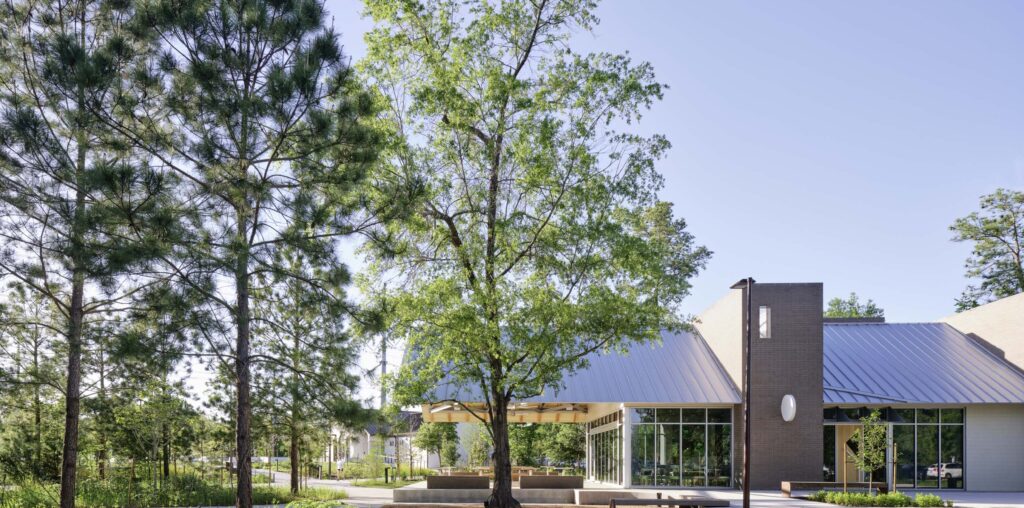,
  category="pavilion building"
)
[421,282,1024,492]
